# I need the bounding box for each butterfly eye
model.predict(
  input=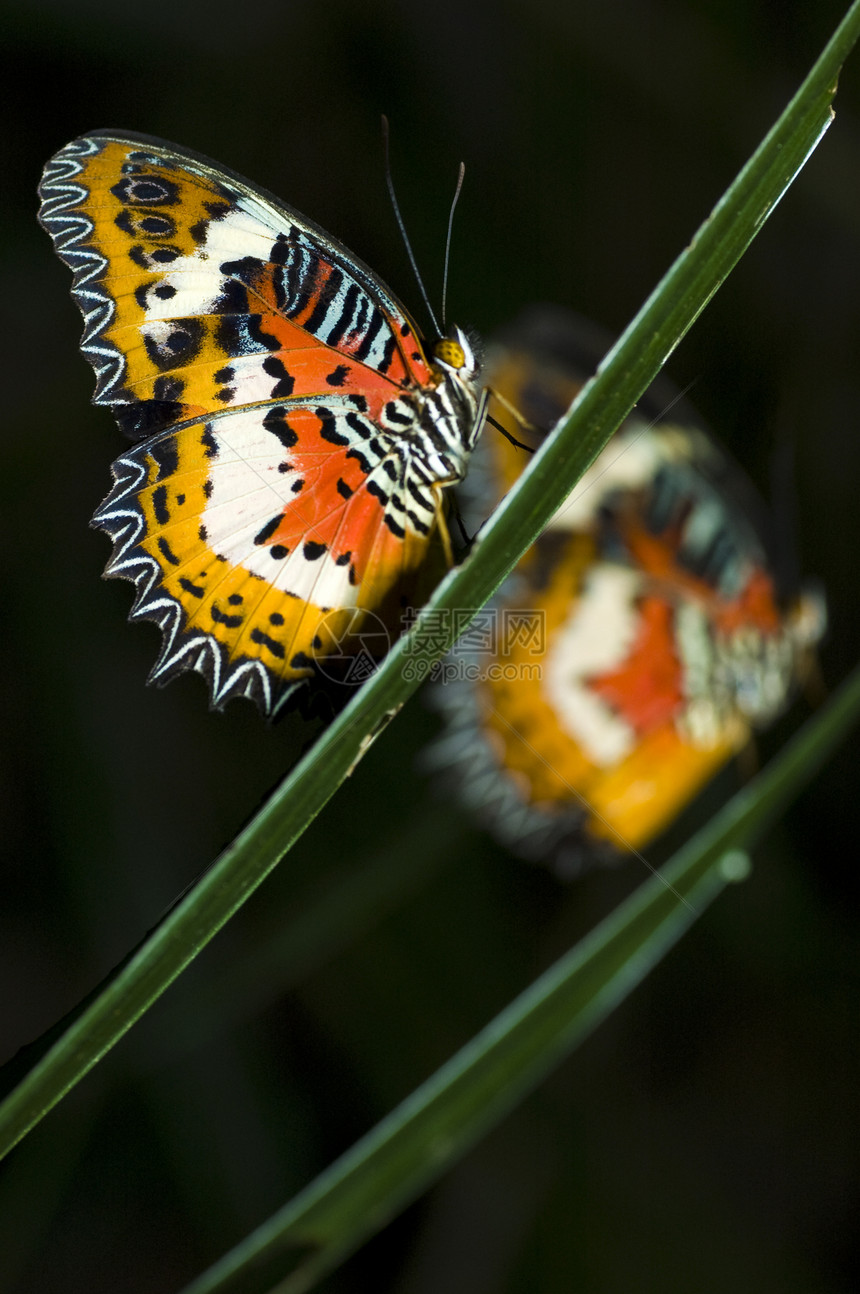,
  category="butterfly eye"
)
[433,338,466,370]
